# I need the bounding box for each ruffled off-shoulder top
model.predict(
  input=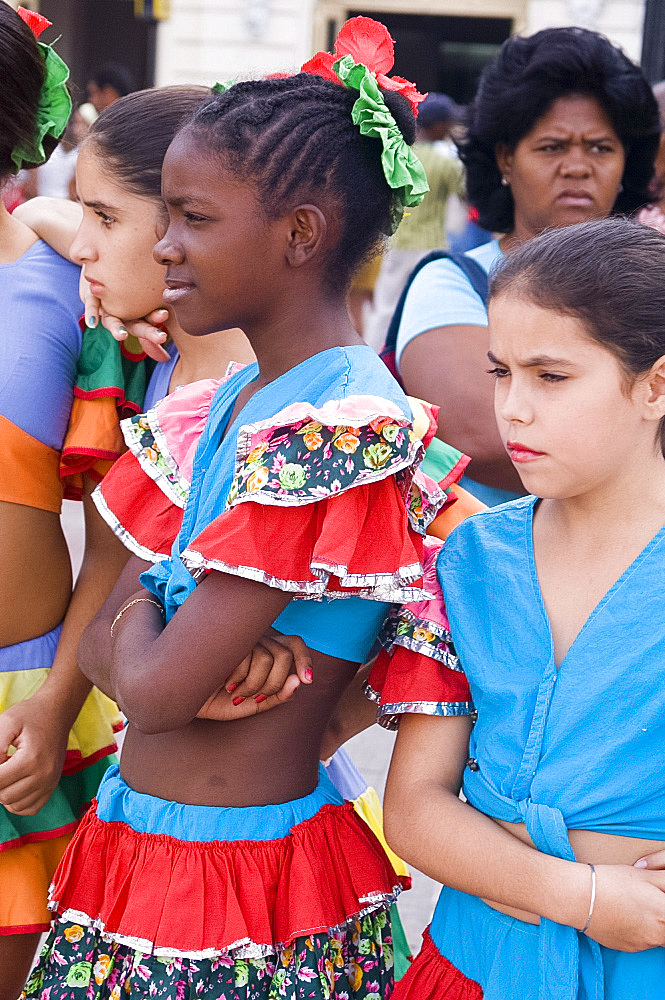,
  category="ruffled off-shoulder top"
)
[94,345,453,662]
